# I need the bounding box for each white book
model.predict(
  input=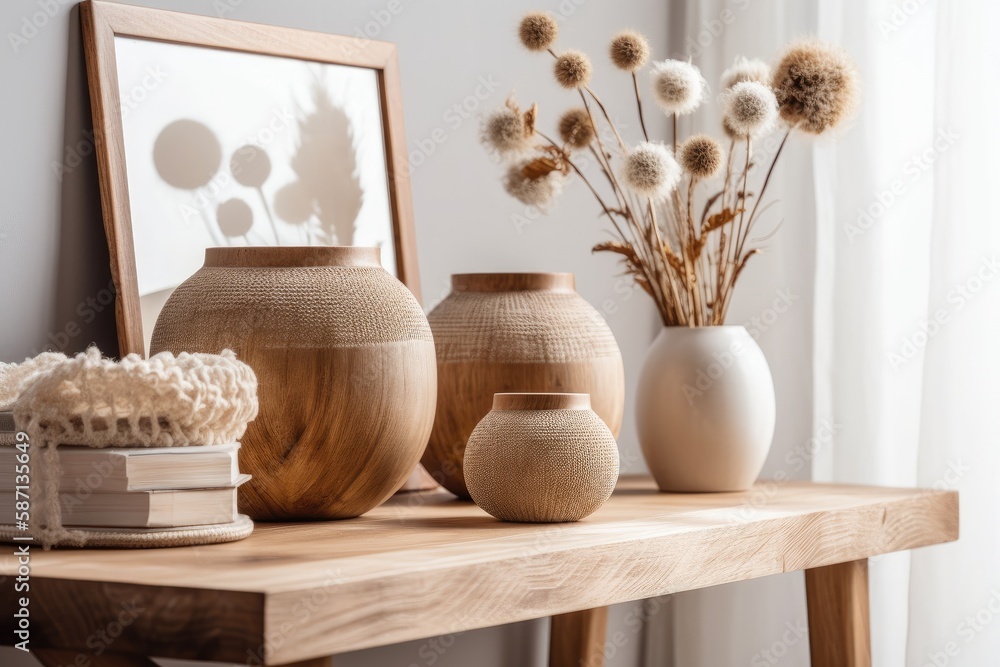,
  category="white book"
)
[0,475,250,528]
[0,443,242,492]
[1,476,249,528]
